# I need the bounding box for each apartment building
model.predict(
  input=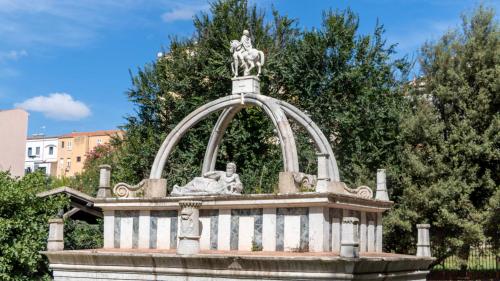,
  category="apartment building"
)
[0,109,28,177]
[56,130,122,177]
[24,134,58,176]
